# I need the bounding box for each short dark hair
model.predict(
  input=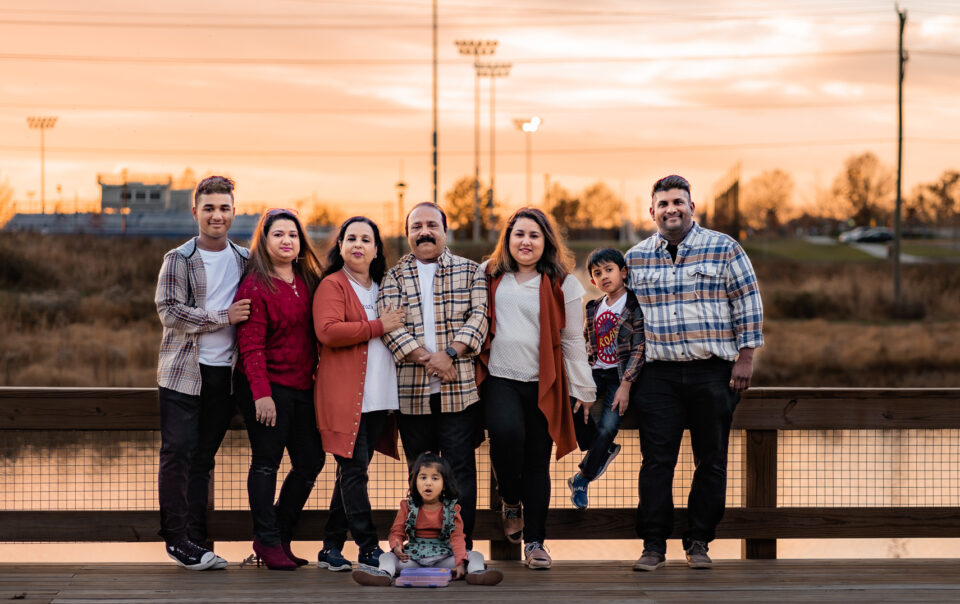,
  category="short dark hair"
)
[405,202,447,235]
[194,175,235,206]
[586,247,626,275]
[651,174,691,197]
[408,452,459,506]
